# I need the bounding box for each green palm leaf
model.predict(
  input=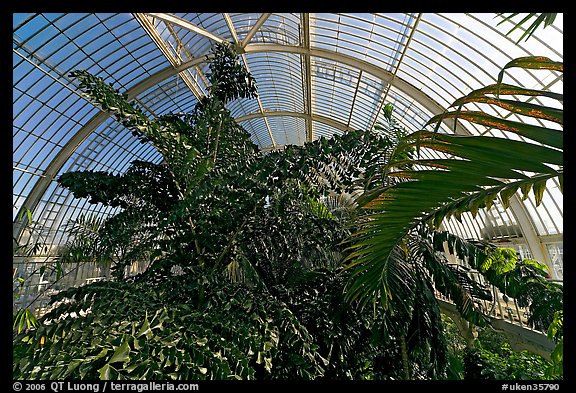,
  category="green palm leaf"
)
[449,96,562,124]
[429,111,562,149]
[497,56,563,87]
[345,57,562,307]
[496,14,557,43]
